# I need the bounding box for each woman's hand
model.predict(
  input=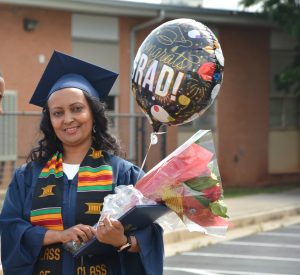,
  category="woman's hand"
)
[60,224,94,244]
[92,215,127,248]
[91,215,140,253]
[43,224,94,246]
